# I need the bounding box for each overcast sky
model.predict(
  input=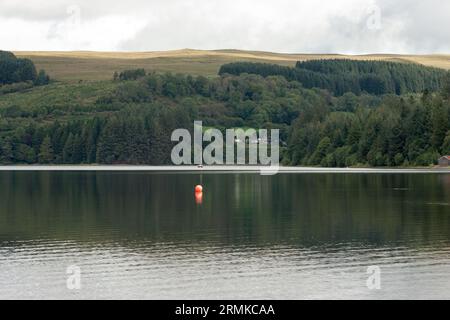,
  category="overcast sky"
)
[1,0,449,54]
